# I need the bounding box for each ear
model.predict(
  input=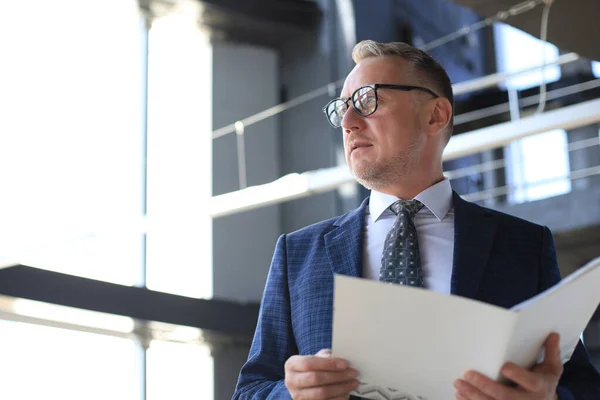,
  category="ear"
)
[426,97,452,137]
